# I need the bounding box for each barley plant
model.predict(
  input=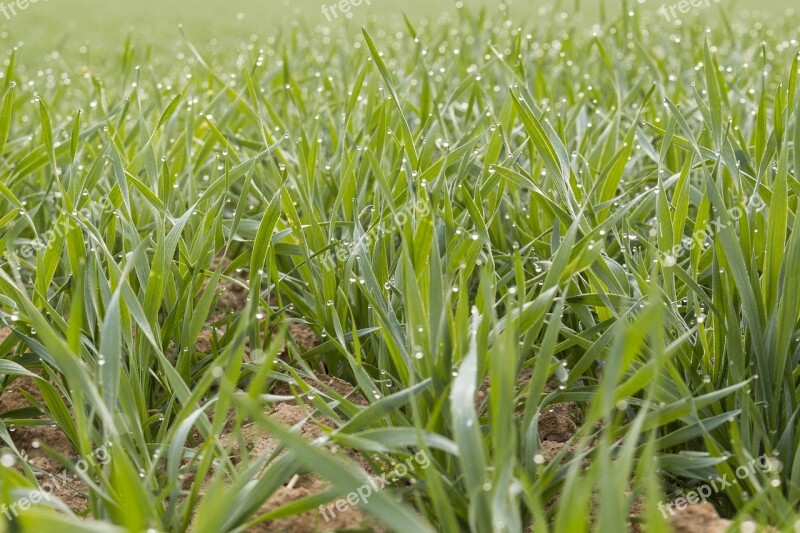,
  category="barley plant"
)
[0,0,799,531]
